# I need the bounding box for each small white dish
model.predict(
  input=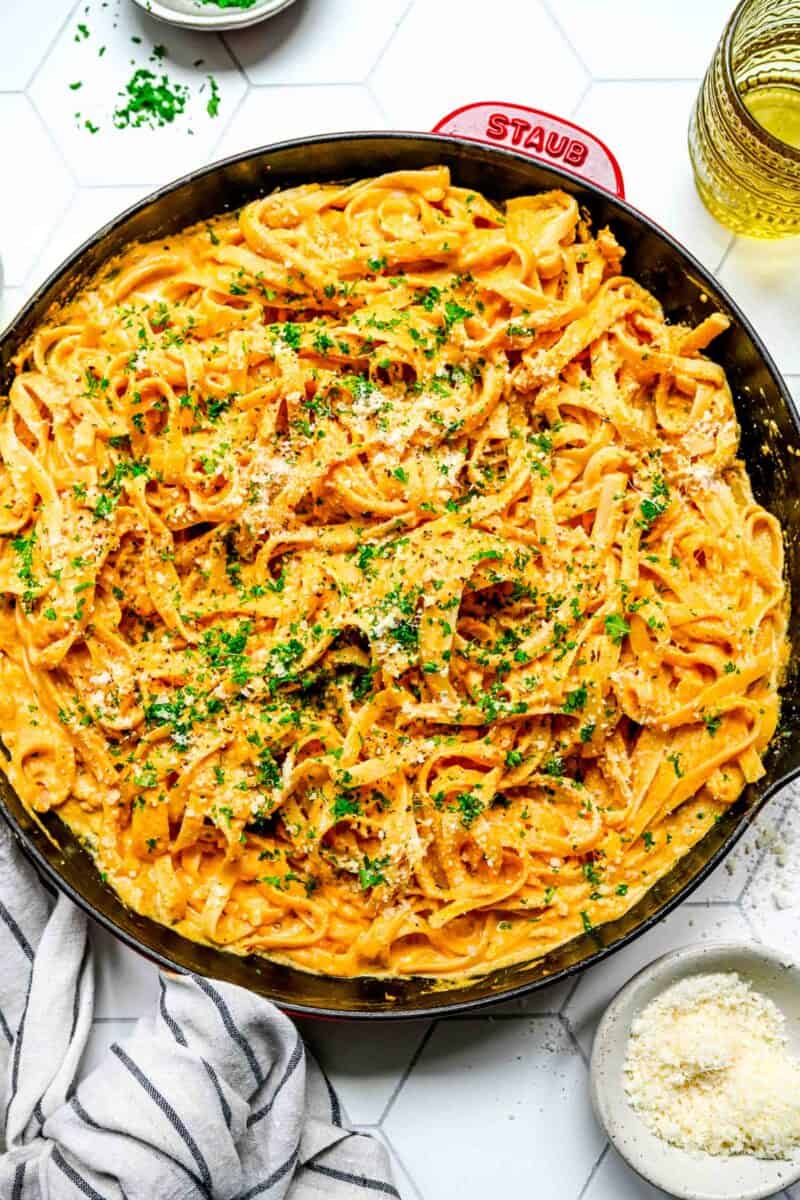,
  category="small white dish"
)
[590,941,800,1200]
[131,0,298,33]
